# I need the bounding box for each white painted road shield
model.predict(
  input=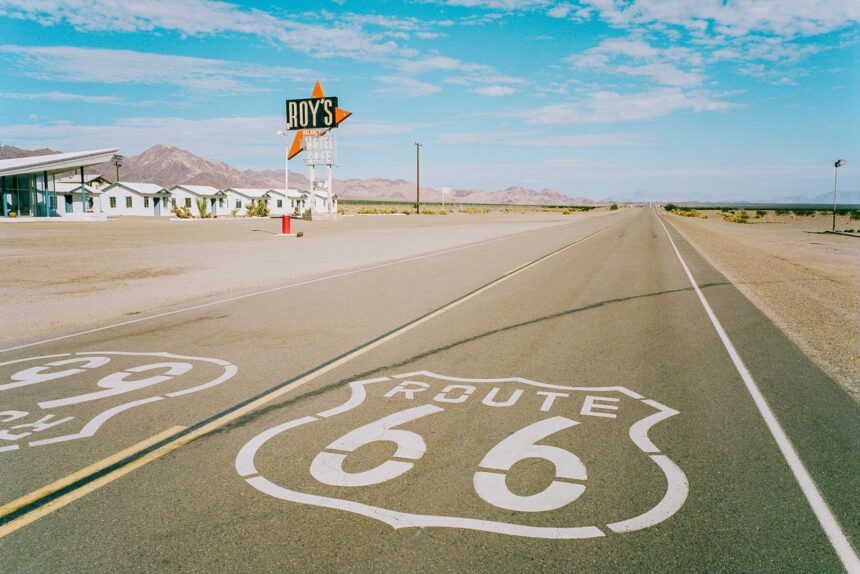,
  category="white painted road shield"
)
[0,351,237,453]
[236,371,688,539]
